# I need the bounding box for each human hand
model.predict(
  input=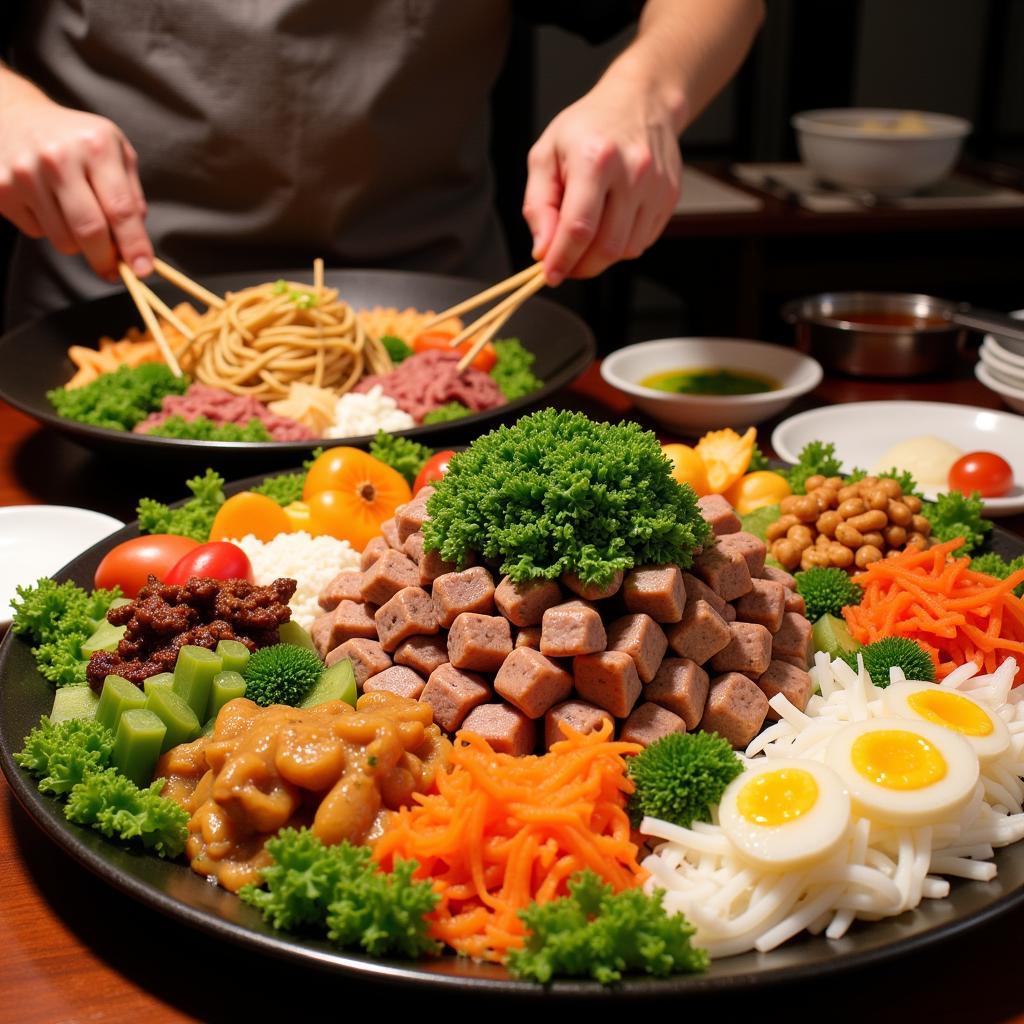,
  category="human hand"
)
[0,77,152,283]
[522,75,683,286]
